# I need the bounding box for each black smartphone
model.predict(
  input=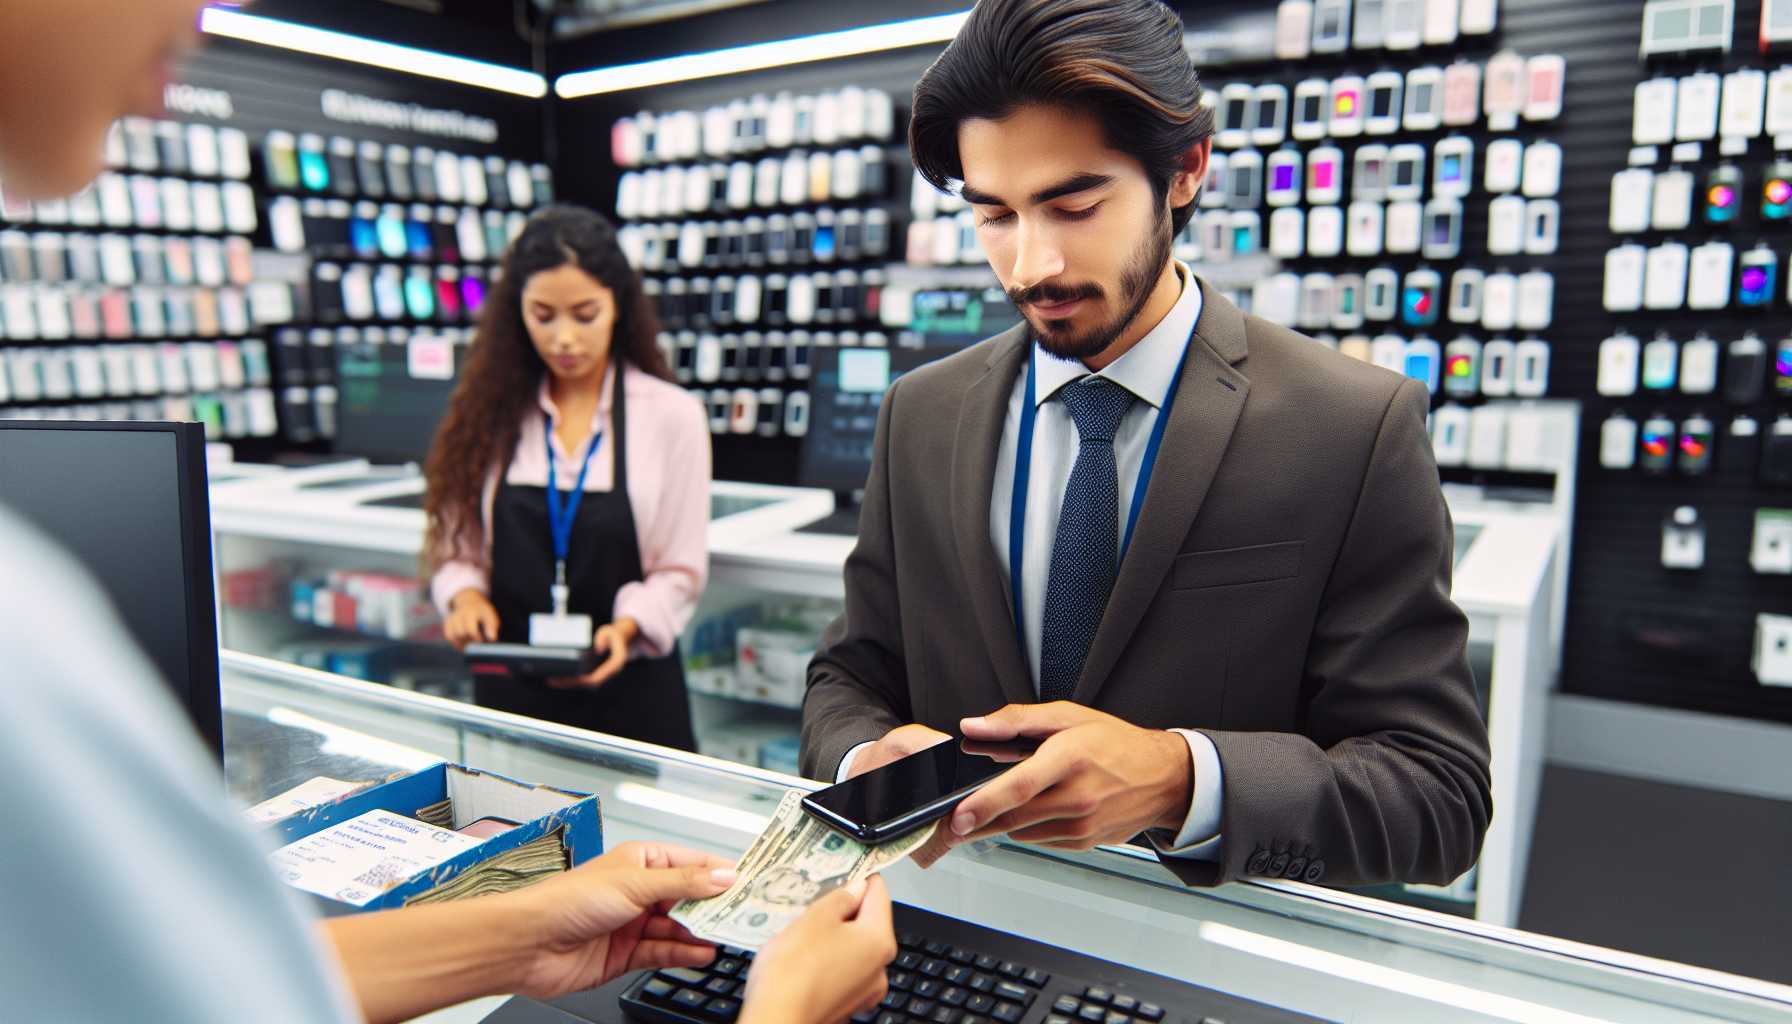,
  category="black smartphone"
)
[801,737,1038,844]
